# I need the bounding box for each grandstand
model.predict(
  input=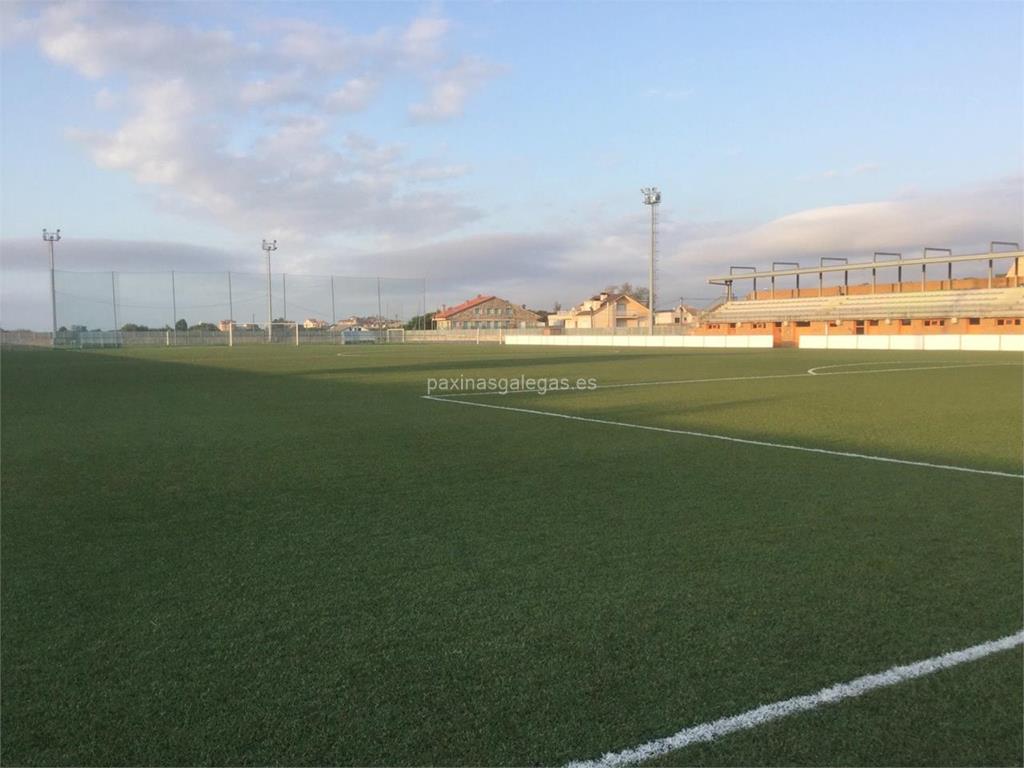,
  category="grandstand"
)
[698,246,1024,346]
